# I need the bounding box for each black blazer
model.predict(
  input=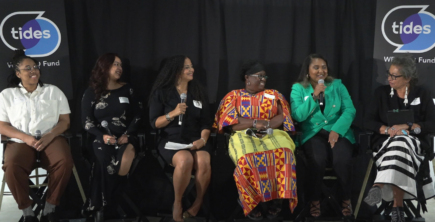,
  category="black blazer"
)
[364,85,435,151]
